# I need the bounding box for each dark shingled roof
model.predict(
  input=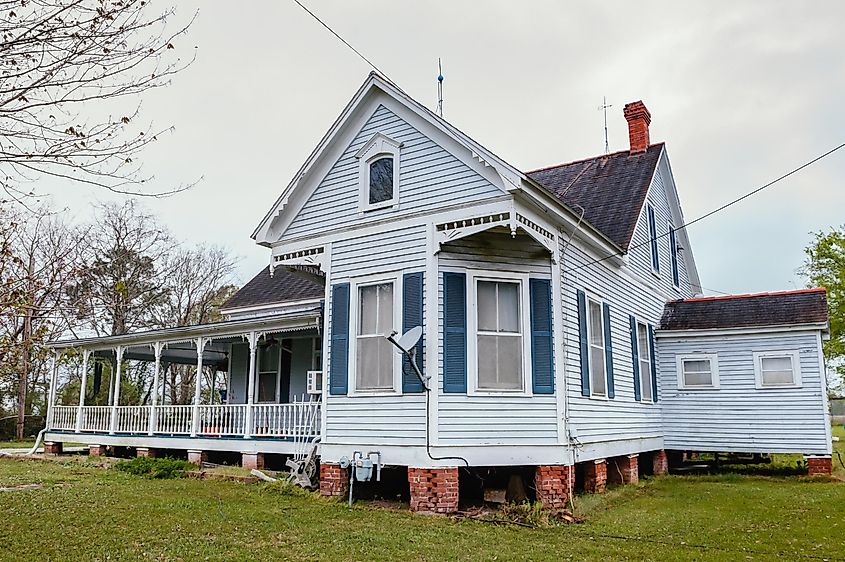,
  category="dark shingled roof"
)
[221,267,324,311]
[526,143,664,251]
[660,289,828,331]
